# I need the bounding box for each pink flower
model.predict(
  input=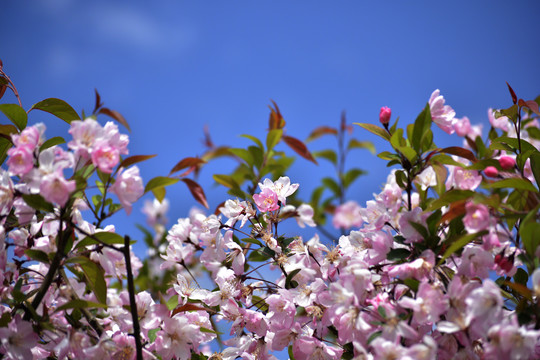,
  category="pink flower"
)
[488,108,510,132]
[258,176,298,205]
[453,116,471,137]
[6,146,34,175]
[110,166,144,215]
[91,142,120,173]
[332,200,363,229]
[68,118,104,160]
[379,106,391,125]
[429,89,456,134]
[398,207,429,244]
[11,125,42,150]
[40,170,76,206]
[253,187,280,212]
[0,315,39,360]
[463,201,491,233]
